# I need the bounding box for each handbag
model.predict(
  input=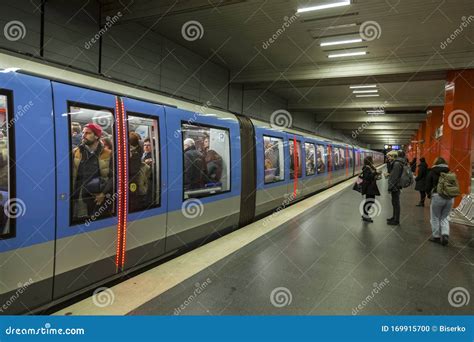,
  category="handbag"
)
[353,175,363,193]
